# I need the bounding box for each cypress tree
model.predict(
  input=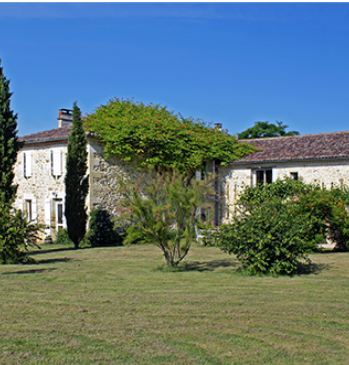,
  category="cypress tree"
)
[0,59,30,264]
[65,102,89,249]
[0,59,23,204]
